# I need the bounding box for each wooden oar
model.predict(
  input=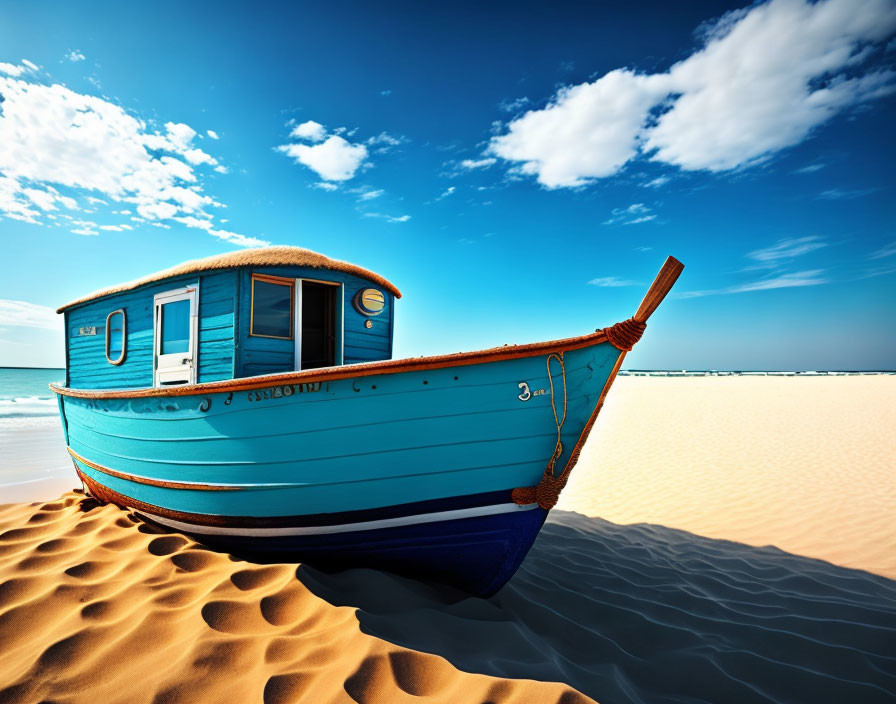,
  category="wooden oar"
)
[634,256,684,323]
